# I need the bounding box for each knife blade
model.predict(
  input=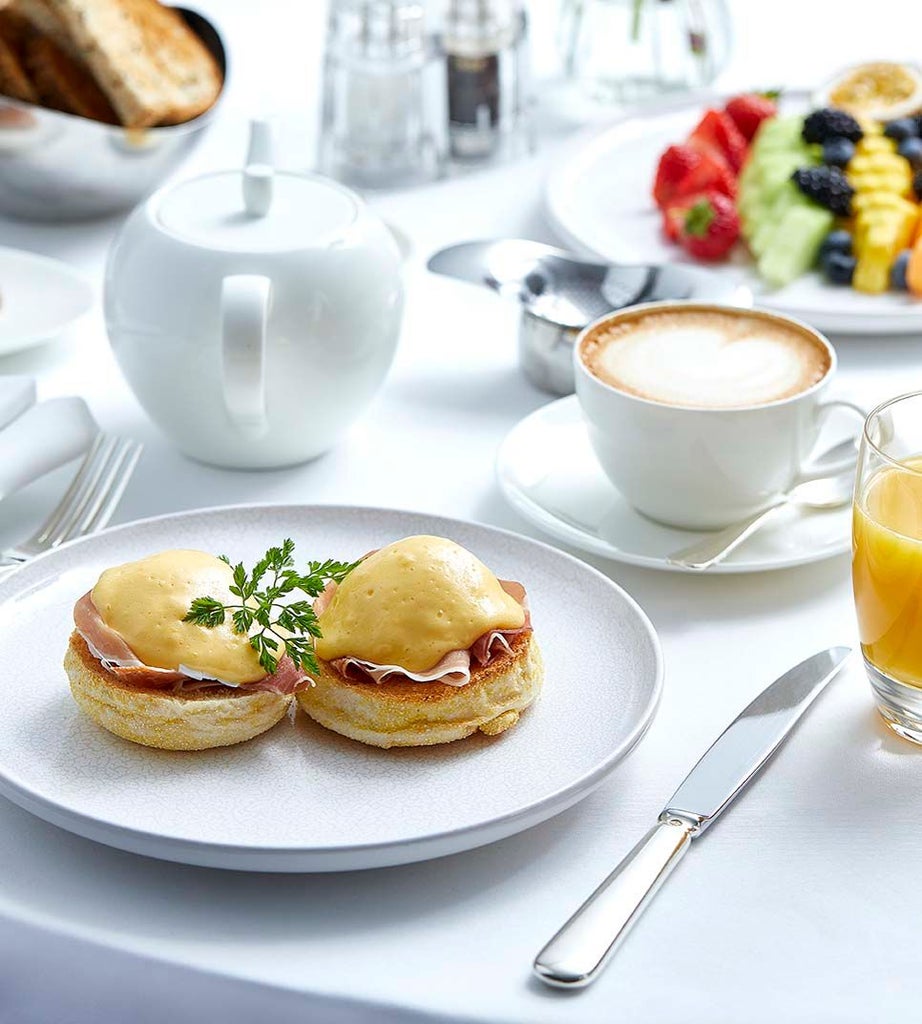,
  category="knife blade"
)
[533,646,852,989]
